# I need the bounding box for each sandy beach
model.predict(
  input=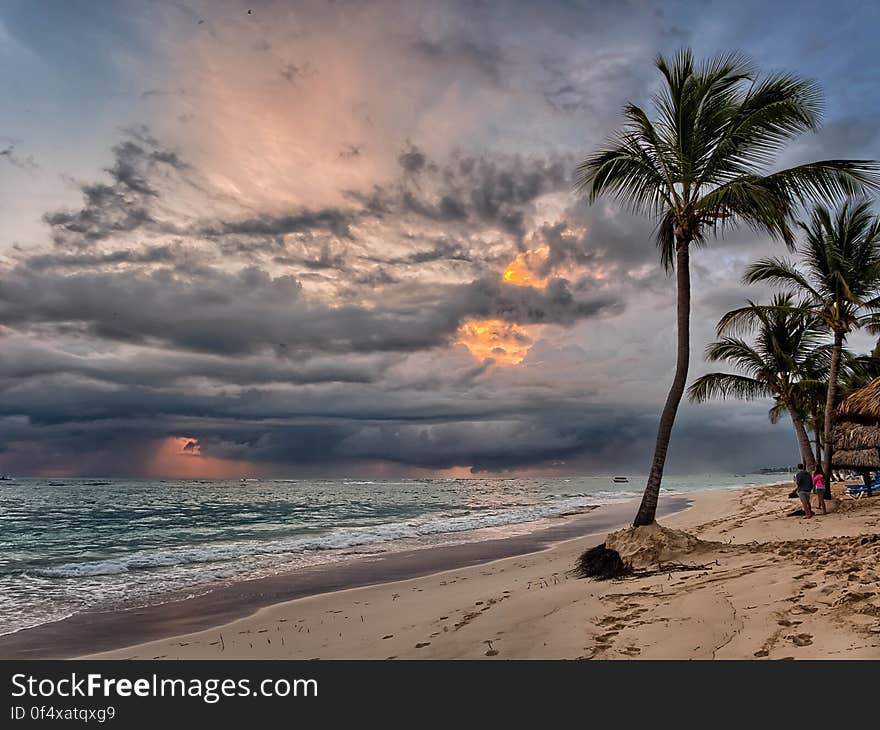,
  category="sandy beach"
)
[58,482,879,660]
